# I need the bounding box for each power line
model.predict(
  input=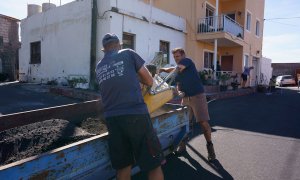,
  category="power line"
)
[266,20,299,27]
[264,17,300,21]
[265,21,300,30]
